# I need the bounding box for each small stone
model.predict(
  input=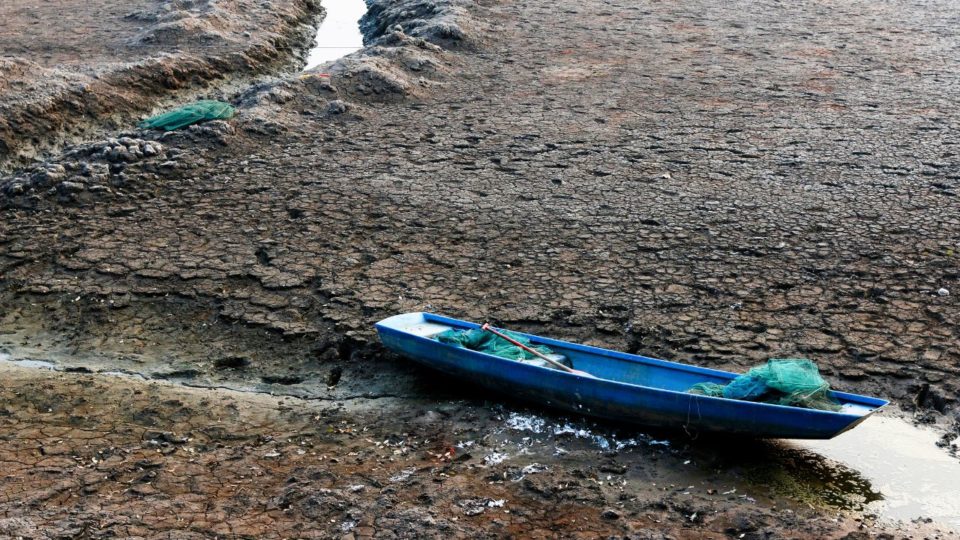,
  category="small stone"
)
[459,500,486,516]
[327,100,349,114]
[599,463,627,474]
[936,288,949,296]
[4,182,25,195]
[601,509,620,520]
[32,168,64,186]
[57,181,85,194]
